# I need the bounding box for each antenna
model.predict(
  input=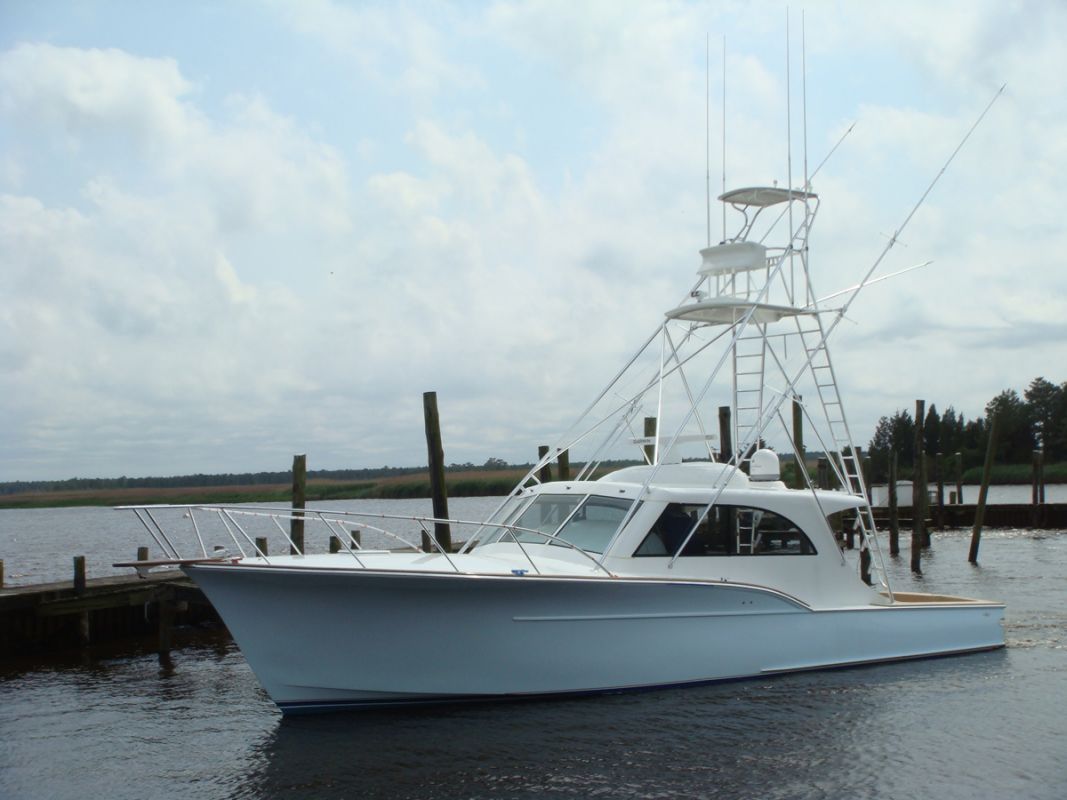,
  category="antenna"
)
[785,9,794,259]
[802,10,809,192]
[721,35,727,242]
[705,34,711,248]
